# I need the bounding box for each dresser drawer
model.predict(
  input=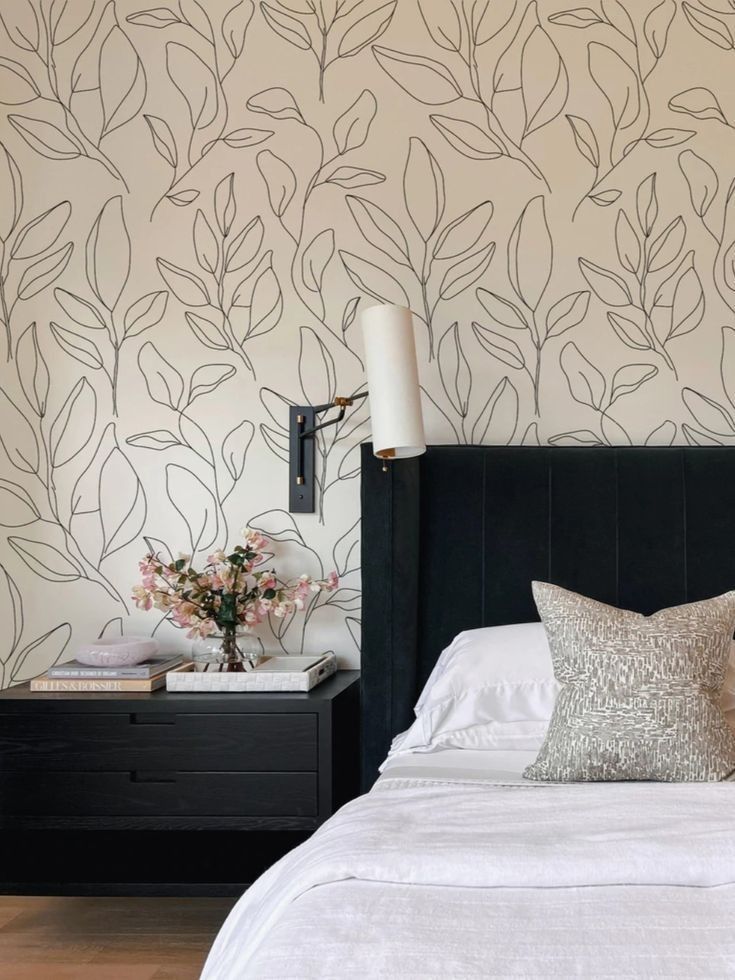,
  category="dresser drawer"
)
[0,771,318,818]
[0,712,317,771]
